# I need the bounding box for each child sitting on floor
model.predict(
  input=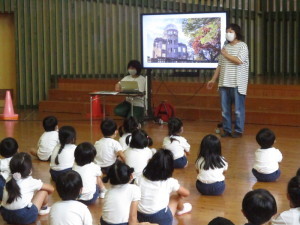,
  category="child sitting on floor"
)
[162,117,190,168]
[272,176,300,225]
[252,128,283,182]
[50,126,77,182]
[195,134,228,196]
[1,152,54,225]
[242,189,277,225]
[0,137,18,200]
[94,118,125,175]
[49,170,93,225]
[118,116,140,150]
[73,142,107,204]
[31,116,59,161]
